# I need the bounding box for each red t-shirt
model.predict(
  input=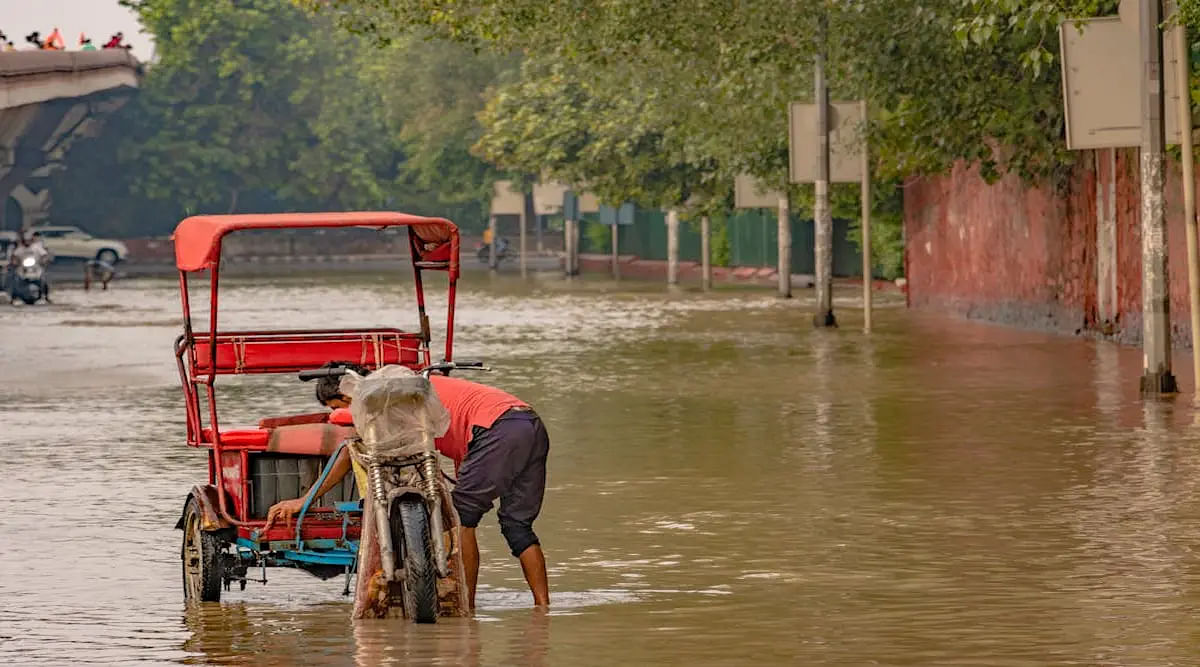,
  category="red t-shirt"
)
[430,375,527,465]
